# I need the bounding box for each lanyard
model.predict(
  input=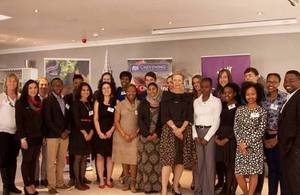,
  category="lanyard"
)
[6,95,15,108]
